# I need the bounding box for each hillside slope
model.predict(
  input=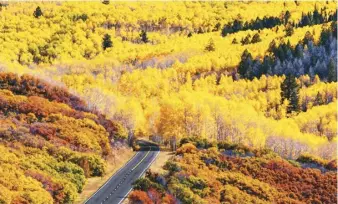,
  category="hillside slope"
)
[0,3,336,203]
[0,73,127,203]
[129,139,337,204]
